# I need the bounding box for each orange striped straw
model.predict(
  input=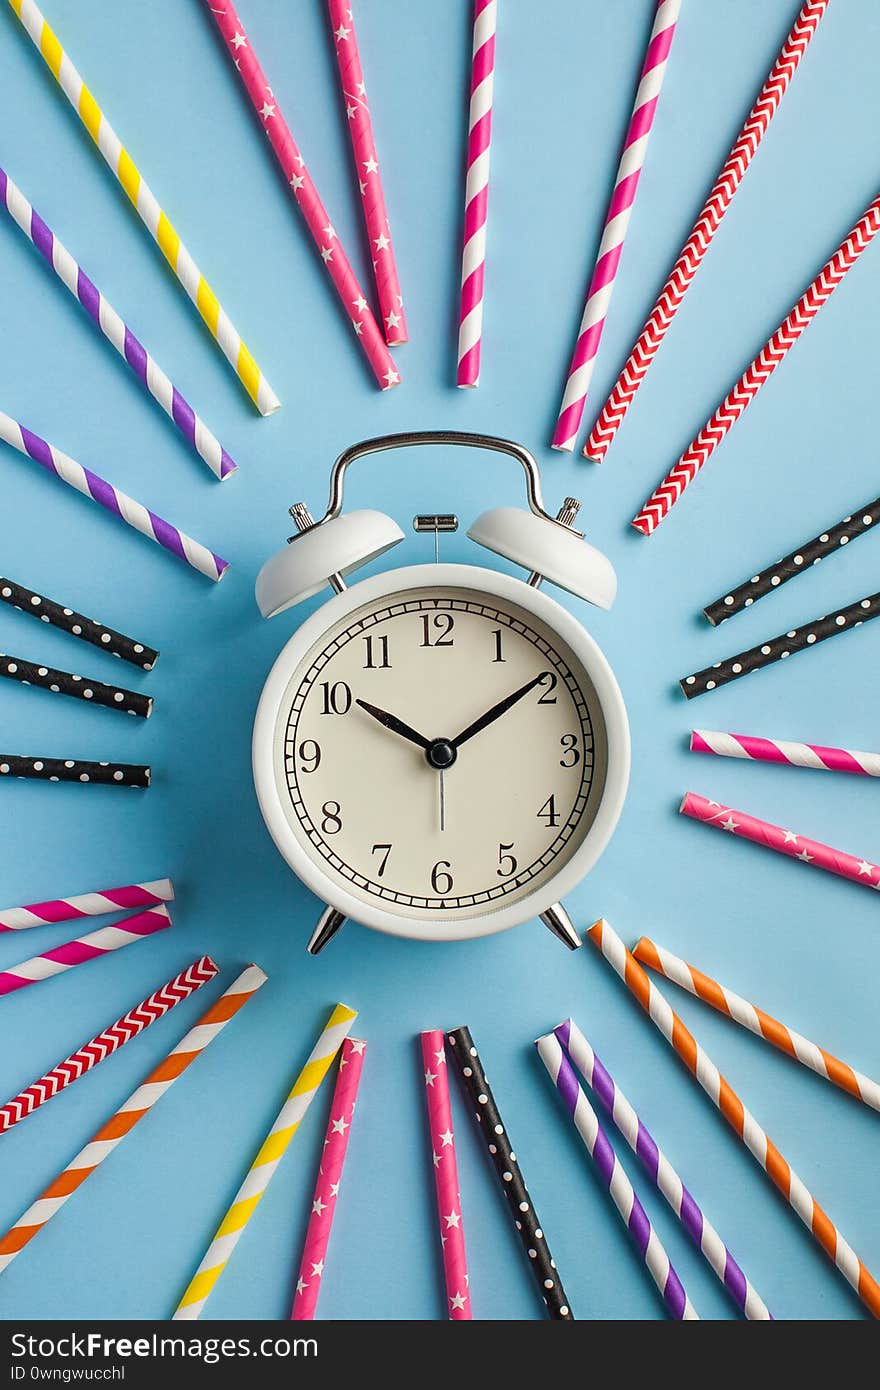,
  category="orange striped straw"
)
[632,937,880,1114]
[0,963,266,1274]
[588,919,880,1318]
